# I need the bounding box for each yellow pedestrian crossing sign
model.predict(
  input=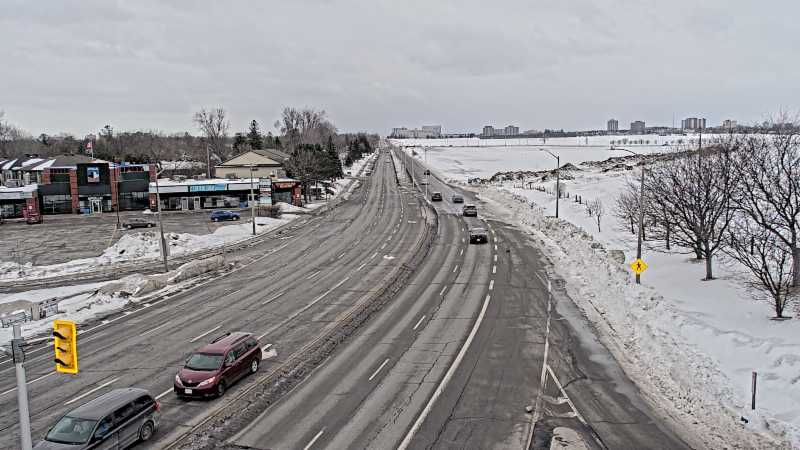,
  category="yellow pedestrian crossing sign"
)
[630,258,648,275]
